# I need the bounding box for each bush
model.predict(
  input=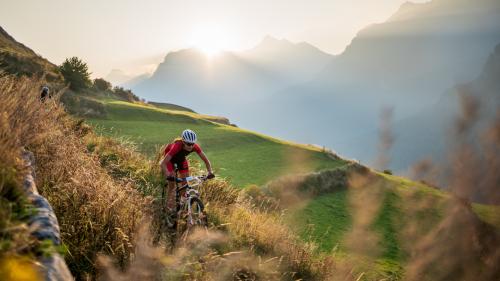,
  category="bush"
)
[113,86,140,102]
[59,57,91,91]
[60,91,106,117]
[93,78,112,91]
